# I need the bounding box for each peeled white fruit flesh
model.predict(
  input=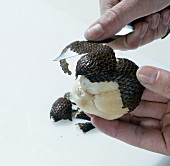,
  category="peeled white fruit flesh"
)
[72,76,129,120]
